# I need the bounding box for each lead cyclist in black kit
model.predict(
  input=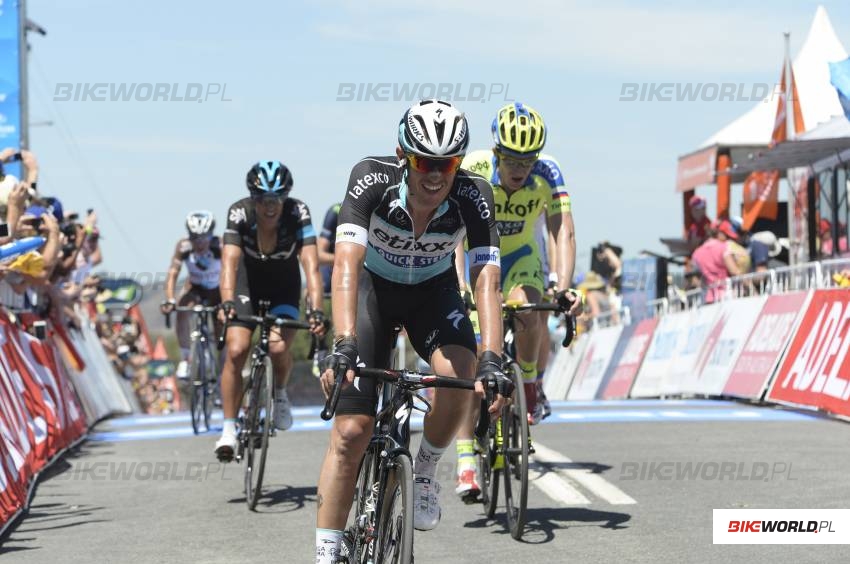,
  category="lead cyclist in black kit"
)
[314,100,512,563]
[214,161,326,460]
